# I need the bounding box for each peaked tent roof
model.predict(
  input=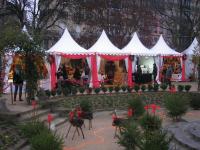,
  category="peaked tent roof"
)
[150,35,181,56]
[122,32,155,56]
[47,28,91,55]
[182,38,199,55]
[88,30,128,55]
